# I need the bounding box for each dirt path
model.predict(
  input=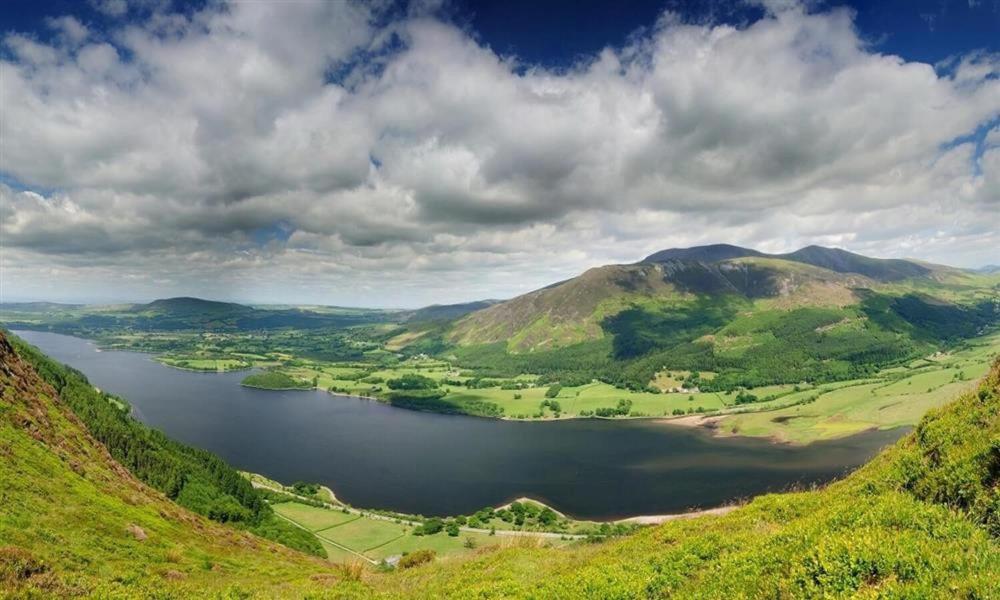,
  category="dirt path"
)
[616,505,738,524]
